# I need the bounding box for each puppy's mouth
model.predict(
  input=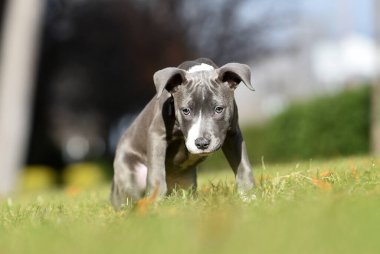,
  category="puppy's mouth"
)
[185,142,222,156]
[189,151,212,156]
